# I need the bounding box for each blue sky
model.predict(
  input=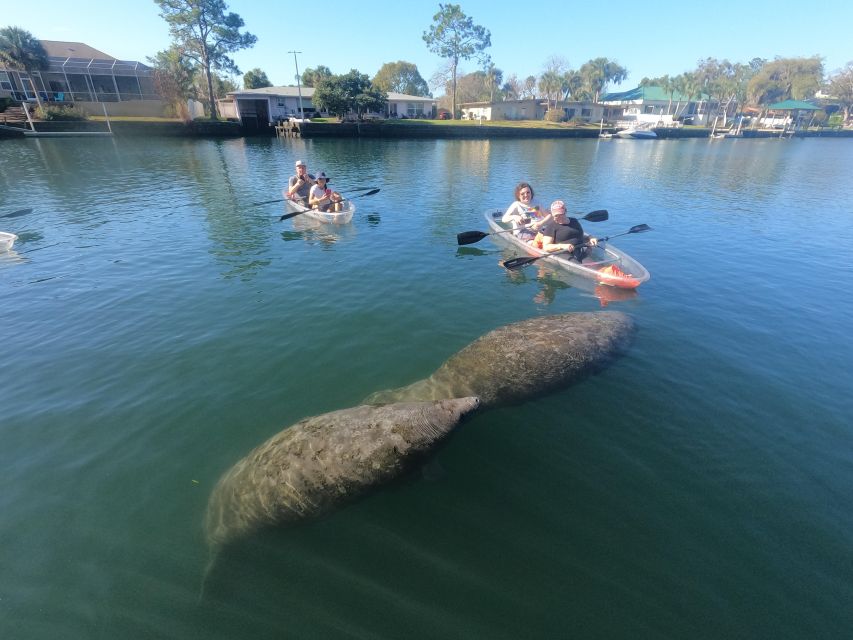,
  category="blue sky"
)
[5,0,852,94]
